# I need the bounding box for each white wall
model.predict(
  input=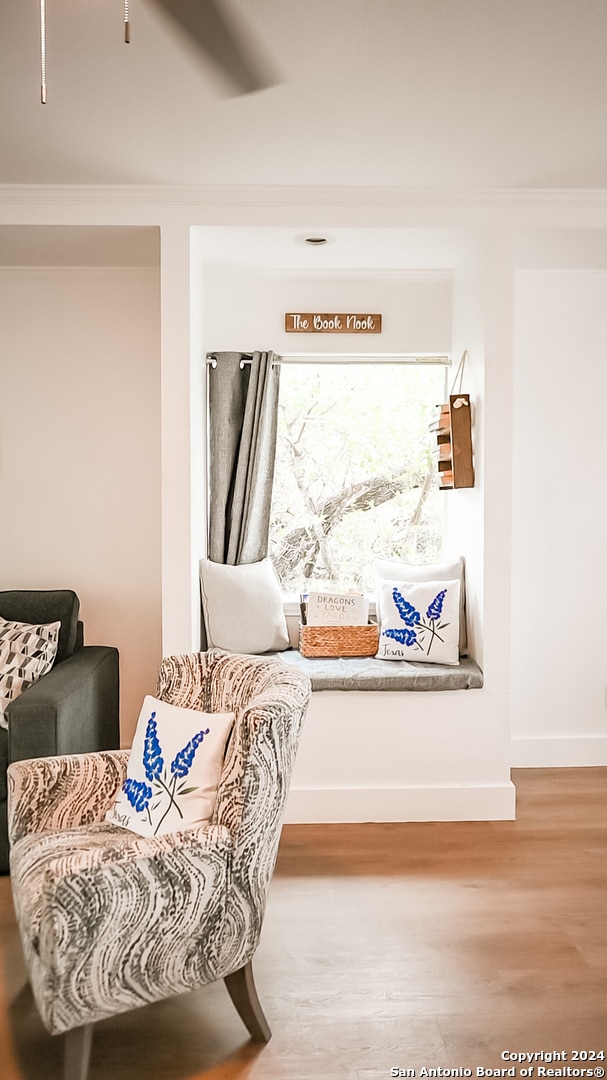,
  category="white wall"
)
[288,687,514,823]
[448,245,485,665]
[0,267,162,745]
[202,265,453,355]
[511,269,607,765]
